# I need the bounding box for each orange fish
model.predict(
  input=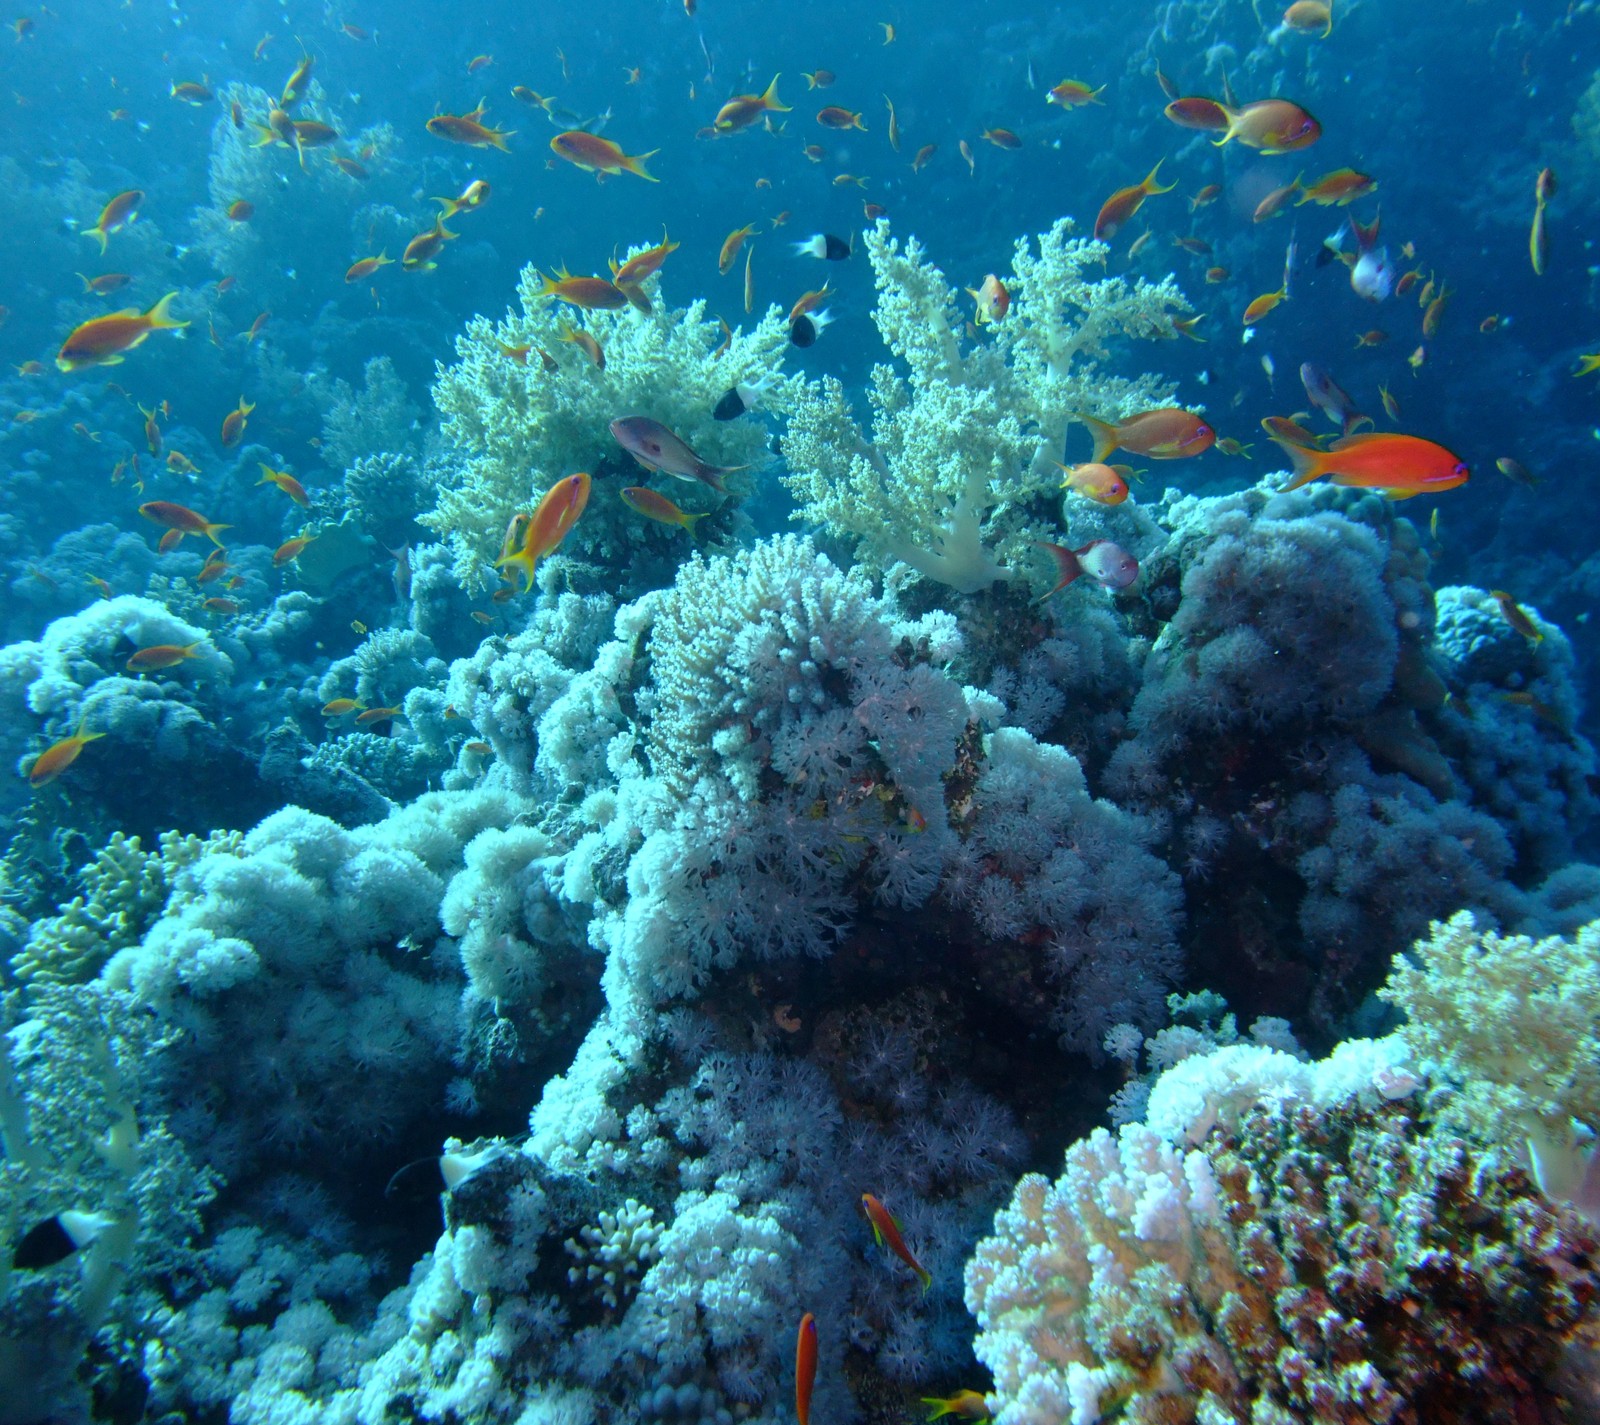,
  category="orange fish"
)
[226,199,255,221]
[803,70,835,88]
[170,79,214,105]
[796,1314,818,1425]
[1253,175,1303,222]
[56,291,185,371]
[220,397,255,447]
[1242,286,1287,326]
[202,597,241,615]
[558,323,605,368]
[965,273,1009,324]
[426,102,513,151]
[273,535,316,567]
[719,223,759,274]
[496,472,591,591]
[86,574,113,598]
[817,105,866,131]
[910,143,937,171]
[537,269,629,309]
[1047,79,1104,108]
[355,705,404,725]
[280,49,314,106]
[1077,408,1215,462]
[511,85,555,111]
[322,698,366,717]
[1296,168,1375,206]
[330,155,370,180]
[127,641,205,672]
[345,251,394,282]
[140,500,230,545]
[1094,160,1175,241]
[1490,590,1543,644]
[257,463,310,505]
[1189,183,1222,210]
[77,272,132,295]
[981,127,1021,149]
[620,485,705,533]
[612,228,680,287]
[27,715,105,787]
[402,217,456,272]
[1267,428,1469,499]
[550,130,658,180]
[467,53,494,74]
[862,1193,931,1291]
[1283,1,1333,36]
[433,179,491,219]
[715,74,790,132]
[922,1392,991,1422]
[1212,98,1320,154]
[1058,461,1130,505]
[166,450,200,475]
[243,311,271,343]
